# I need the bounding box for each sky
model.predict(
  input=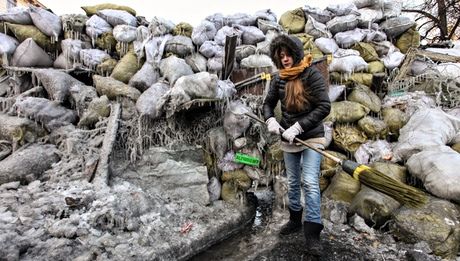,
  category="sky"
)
[39,0,353,26]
